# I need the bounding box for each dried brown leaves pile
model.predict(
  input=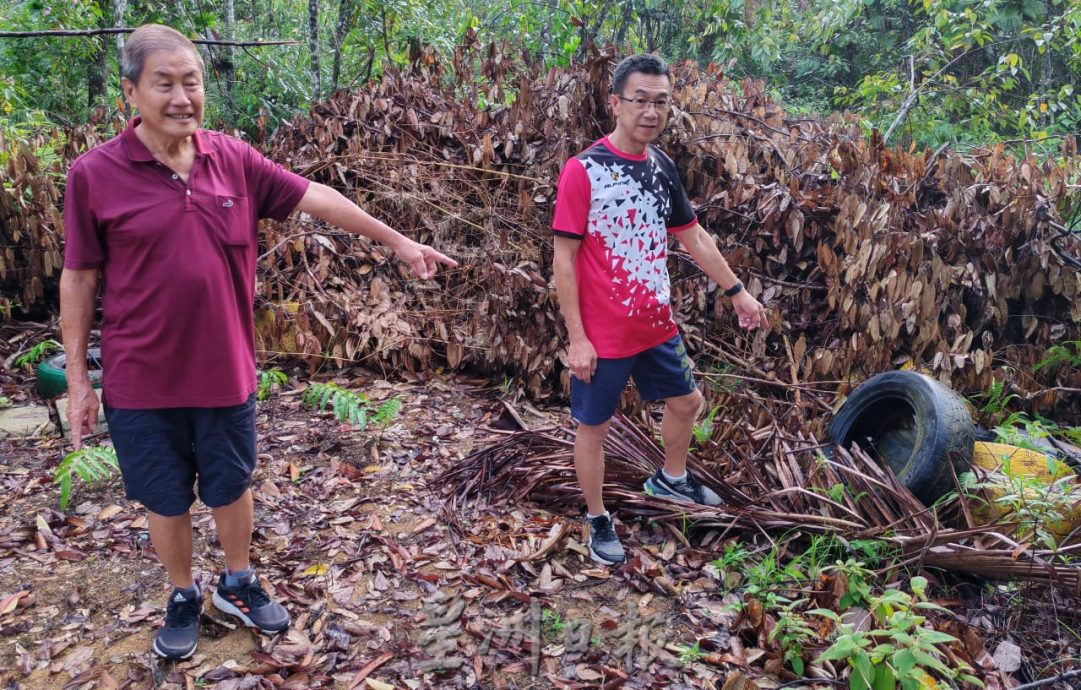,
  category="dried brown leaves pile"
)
[2,42,1079,421]
[260,44,1080,421]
